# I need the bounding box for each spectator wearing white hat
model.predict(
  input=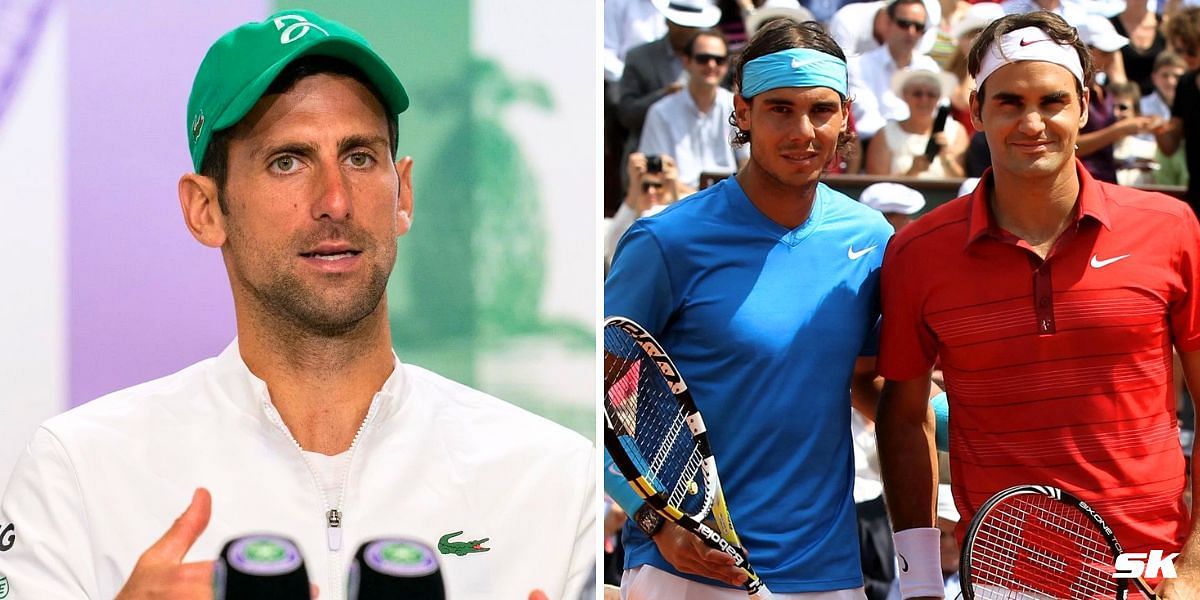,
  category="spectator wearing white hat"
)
[865,68,967,178]
[617,0,722,186]
[858,181,927,231]
[1076,13,1166,184]
[846,0,943,140]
